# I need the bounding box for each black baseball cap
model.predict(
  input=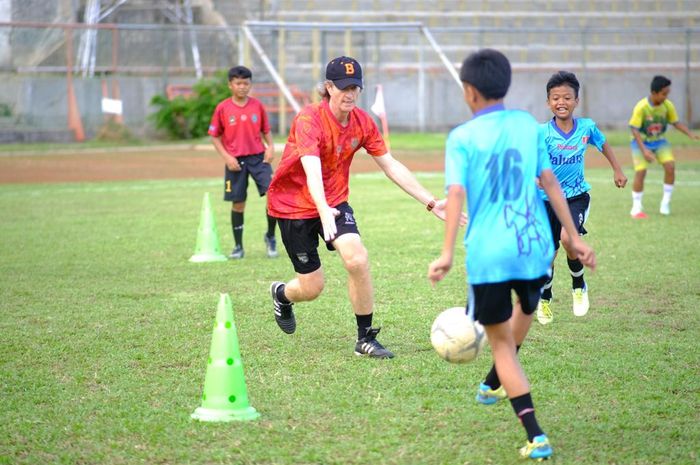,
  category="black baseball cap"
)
[325,56,363,90]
